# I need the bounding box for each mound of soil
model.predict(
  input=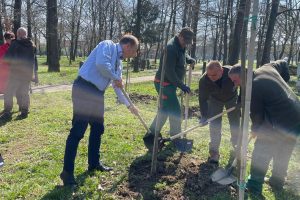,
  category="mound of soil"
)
[116,146,237,200]
[129,93,157,104]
